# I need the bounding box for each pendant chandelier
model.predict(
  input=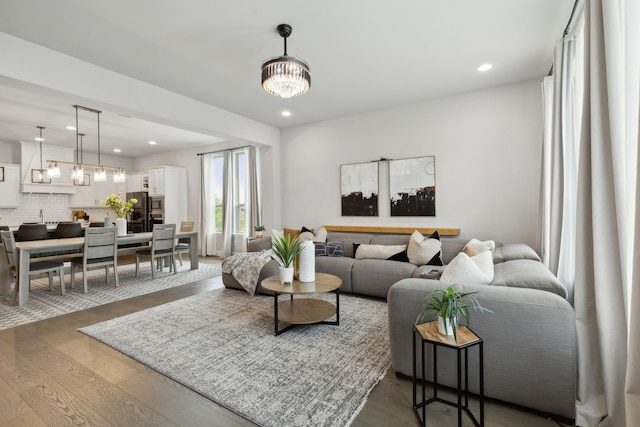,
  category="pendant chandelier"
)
[31,126,50,184]
[261,24,311,99]
[47,104,125,184]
